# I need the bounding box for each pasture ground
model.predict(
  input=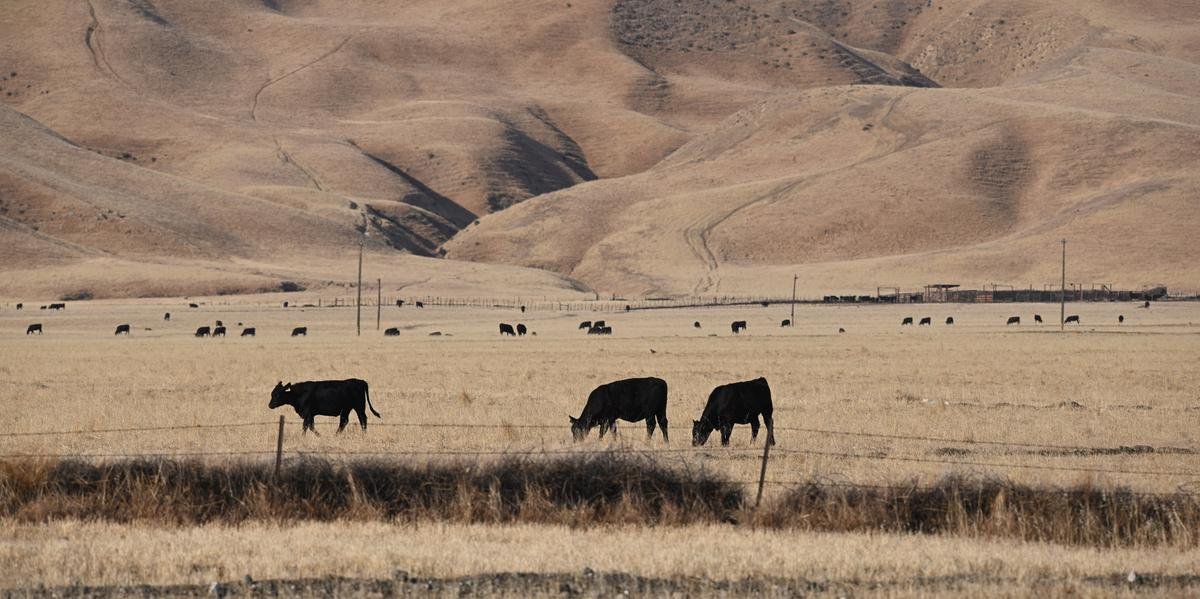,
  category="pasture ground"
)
[1,297,1198,594]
